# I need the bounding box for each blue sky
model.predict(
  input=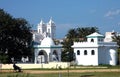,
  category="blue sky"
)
[0,0,120,38]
